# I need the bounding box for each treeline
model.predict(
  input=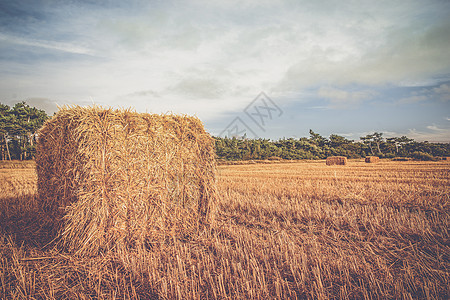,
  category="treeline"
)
[0,102,48,160]
[1,102,449,161]
[215,130,450,161]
